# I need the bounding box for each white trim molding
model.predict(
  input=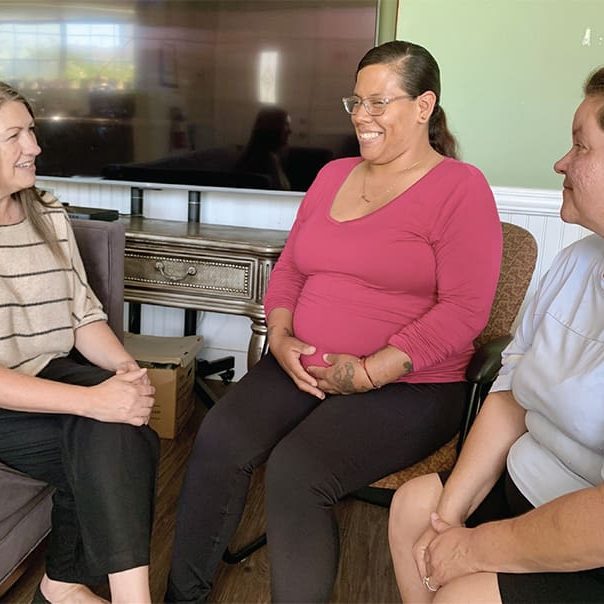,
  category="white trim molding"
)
[492,186,562,217]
